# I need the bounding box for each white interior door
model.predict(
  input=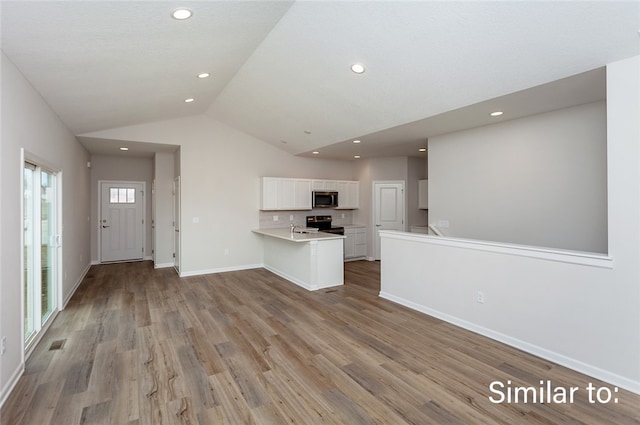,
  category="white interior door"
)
[173,177,181,273]
[373,181,405,260]
[100,181,144,262]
